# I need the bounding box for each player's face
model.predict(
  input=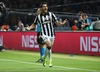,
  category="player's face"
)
[42,4,48,13]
